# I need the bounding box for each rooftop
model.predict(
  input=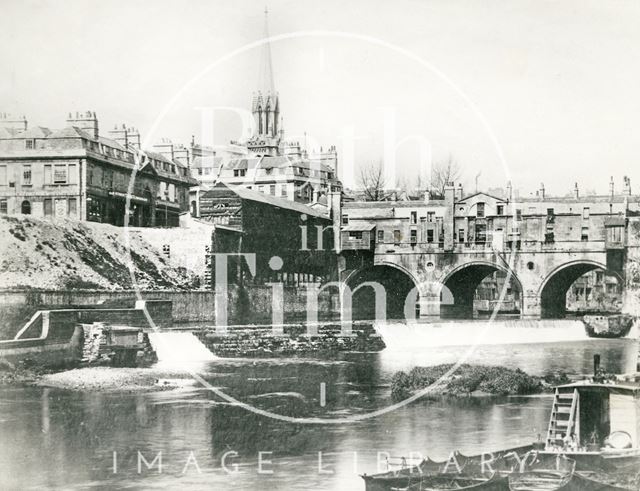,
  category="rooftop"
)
[202,182,330,220]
